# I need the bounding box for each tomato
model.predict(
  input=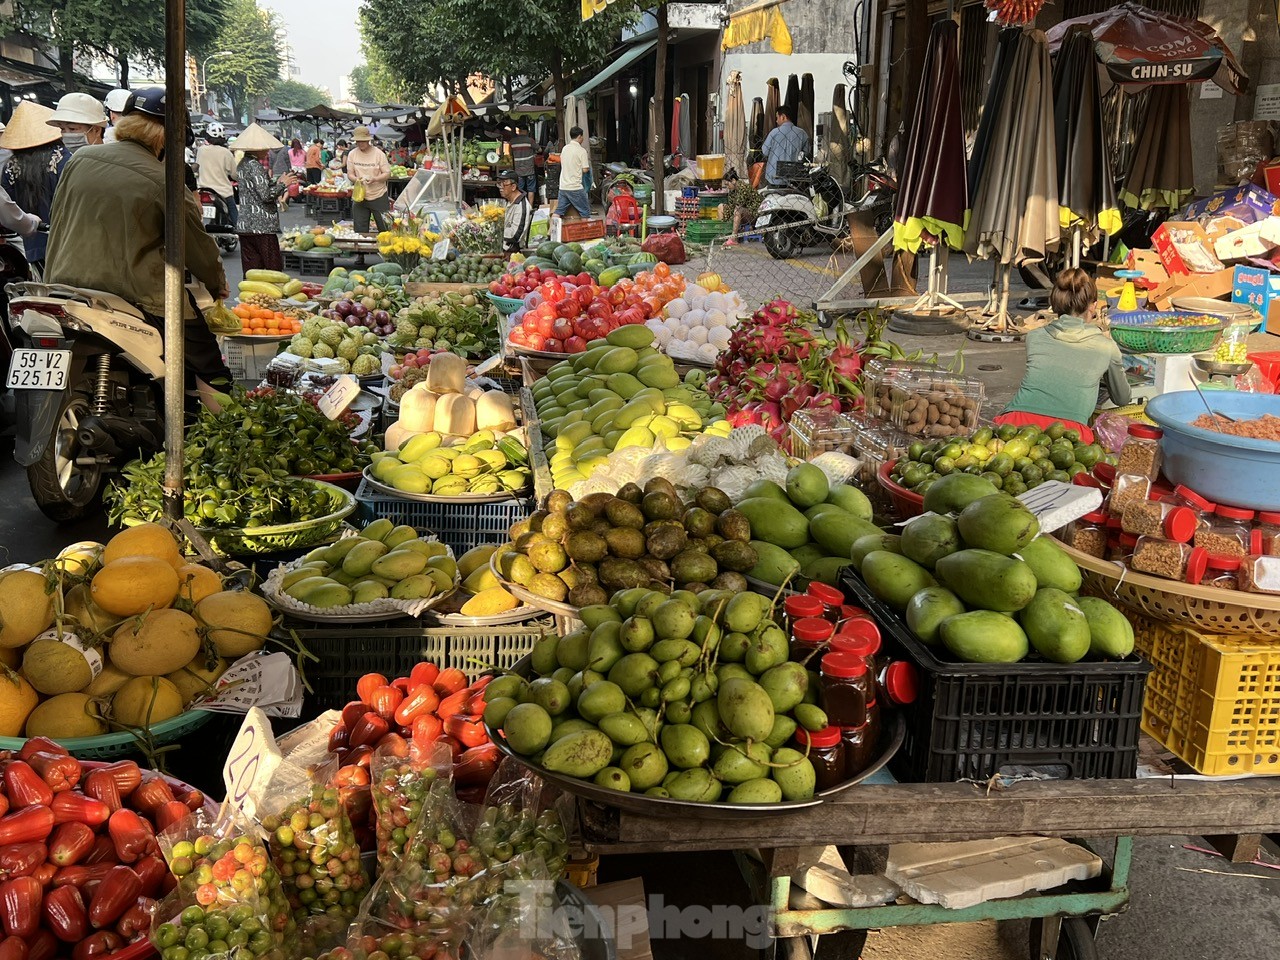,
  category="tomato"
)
[564,335,587,353]
[551,318,573,340]
[527,333,547,351]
